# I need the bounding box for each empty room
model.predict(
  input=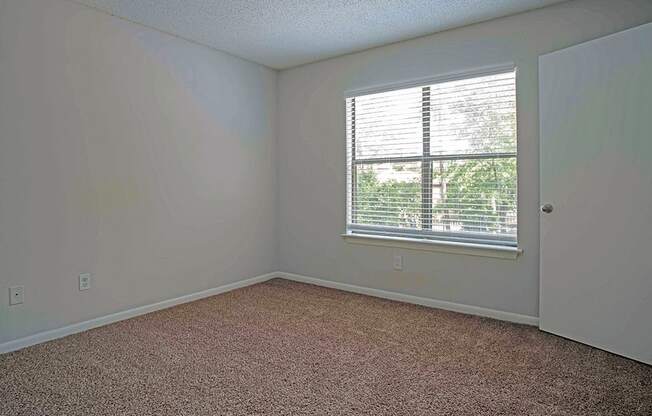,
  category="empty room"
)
[1,0,651,414]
